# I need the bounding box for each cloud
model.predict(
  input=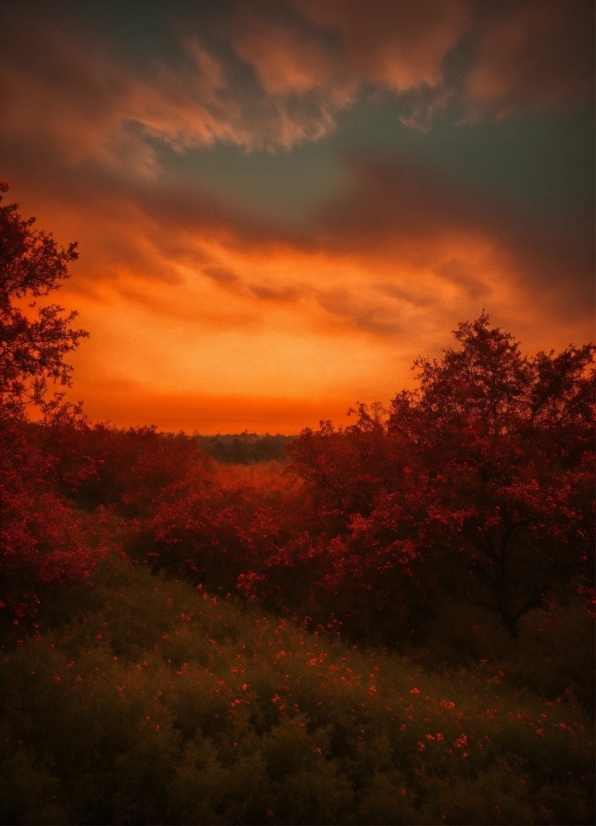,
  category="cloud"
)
[464,0,595,118]
[311,151,594,318]
[0,5,348,171]
[69,377,357,435]
[227,0,467,136]
[233,0,593,129]
[1,0,591,192]
[291,0,467,91]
